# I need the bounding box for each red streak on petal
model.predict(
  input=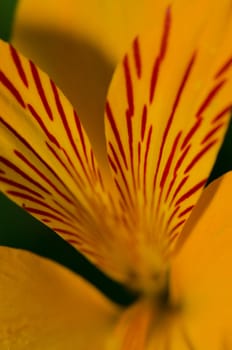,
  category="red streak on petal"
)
[126,113,136,189]
[160,132,181,189]
[211,105,232,124]
[108,155,118,173]
[141,104,147,141]
[153,53,196,193]
[123,54,134,119]
[149,6,171,103]
[214,57,232,79]
[7,190,71,220]
[50,81,92,187]
[0,176,44,198]
[181,118,202,150]
[25,206,68,224]
[74,110,88,164]
[196,80,226,117]
[201,123,224,144]
[165,144,191,202]
[133,37,142,79]
[0,70,25,108]
[0,116,77,202]
[106,101,128,169]
[14,150,74,205]
[30,61,53,120]
[27,104,60,148]
[168,219,186,237]
[175,178,206,206]
[184,140,218,174]
[109,142,133,204]
[143,126,153,202]
[10,45,28,87]
[171,175,189,205]
[0,156,51,194]
[178,205,194,218]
